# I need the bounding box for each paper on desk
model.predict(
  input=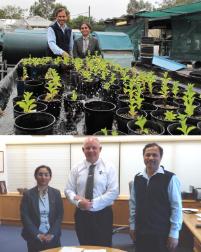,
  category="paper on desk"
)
[196,213,201,218]
[182,208,199,212]
[59,247,84,252]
